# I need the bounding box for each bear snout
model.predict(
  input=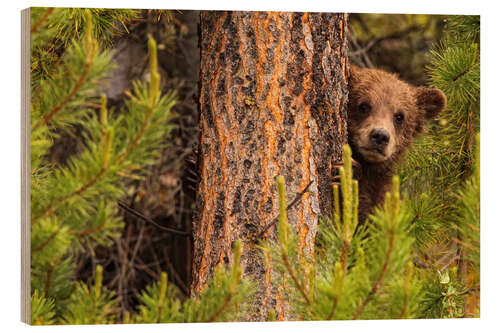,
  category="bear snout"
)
[370,128,390,151]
